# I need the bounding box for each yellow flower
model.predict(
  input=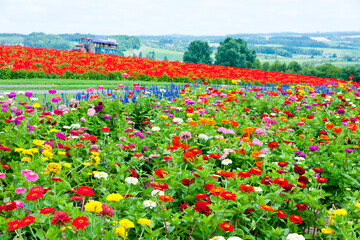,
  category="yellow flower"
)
[58,151,67,156]
[85,201,103,213]
[33,140,44,146]
[137,218,151,226]
[334,209,347,216]
[119,219,135,229]
[107,193,124,202]
[42,157,49,161]
[186,113,193,117]
[21,157,31,162]
[15,148,24,153]
[356,203,360,208]
[63,163,71,168]
[321,228,335,235]
[231,79,237,84]
[43,150,53,158]
[115,227,127,238]
[33,103,41,108]
[43,145,53,151]
[44,162,62,175]
[91,152,100,156]
[50,129,59,133]
[161,115,168,119]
